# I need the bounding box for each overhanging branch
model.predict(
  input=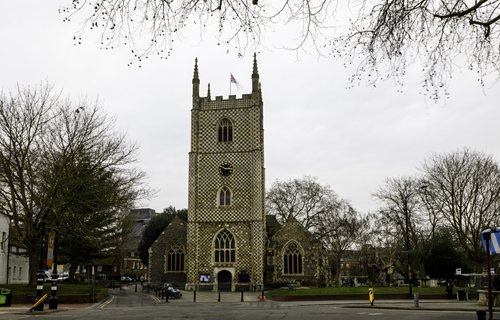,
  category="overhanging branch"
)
[433,0,488,19]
